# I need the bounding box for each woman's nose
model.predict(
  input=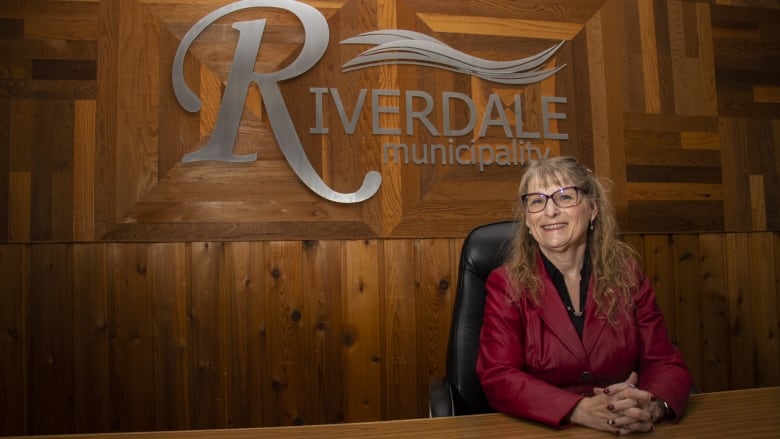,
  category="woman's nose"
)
[543,200,559,216]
